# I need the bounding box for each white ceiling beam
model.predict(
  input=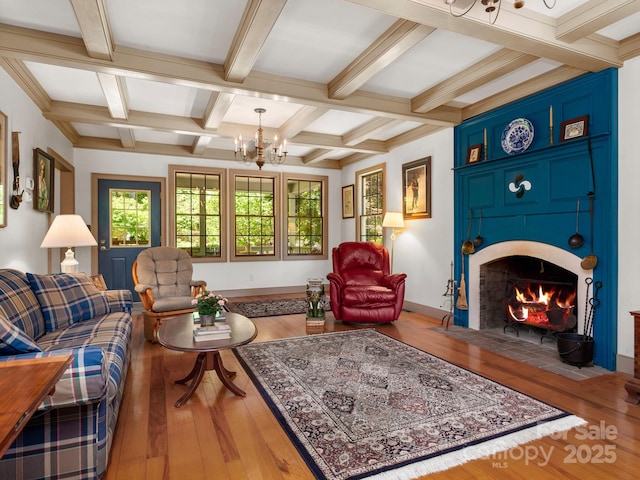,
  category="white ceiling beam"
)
[224,0,287,82]
[44,102,388,154]
[462,65,585,121]
[278,106,328,139]
[0,24,458,126]
[347,0,622,70]
[302,149,334,164]
[620,32,640,61]
[556,0,640,43]
[0,57,51,111]
[343,118,403,146]
[202,92,235,129]
[412,49,537,113]
[328,20,435,99]
[70,0,113,61]
[117,128,135,148]
[97,73,128,119]
[191,136,211,155]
